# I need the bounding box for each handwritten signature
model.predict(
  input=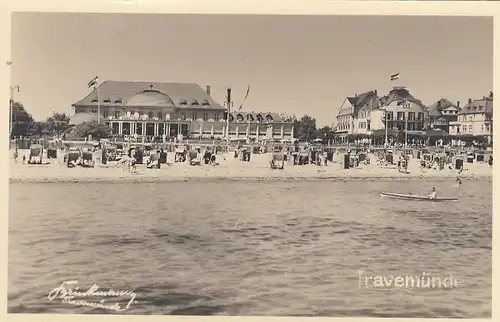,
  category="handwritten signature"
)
[48,280,137,312]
